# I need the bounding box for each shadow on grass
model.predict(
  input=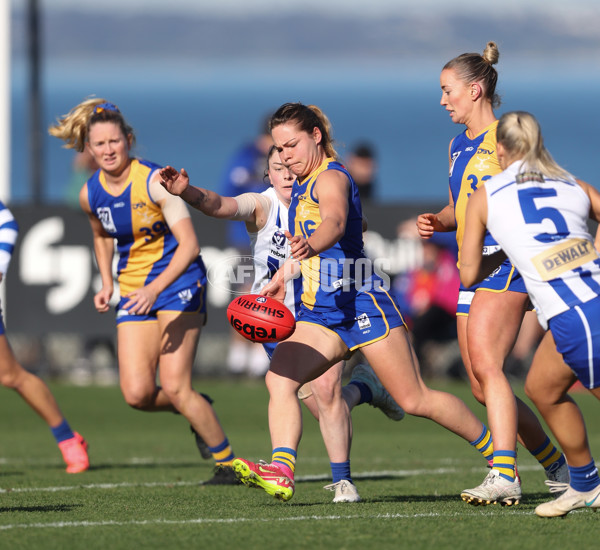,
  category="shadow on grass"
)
[39,461,206,473]
[0,504,83,513]
[361,493,464,504]
[0,471,24,477]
